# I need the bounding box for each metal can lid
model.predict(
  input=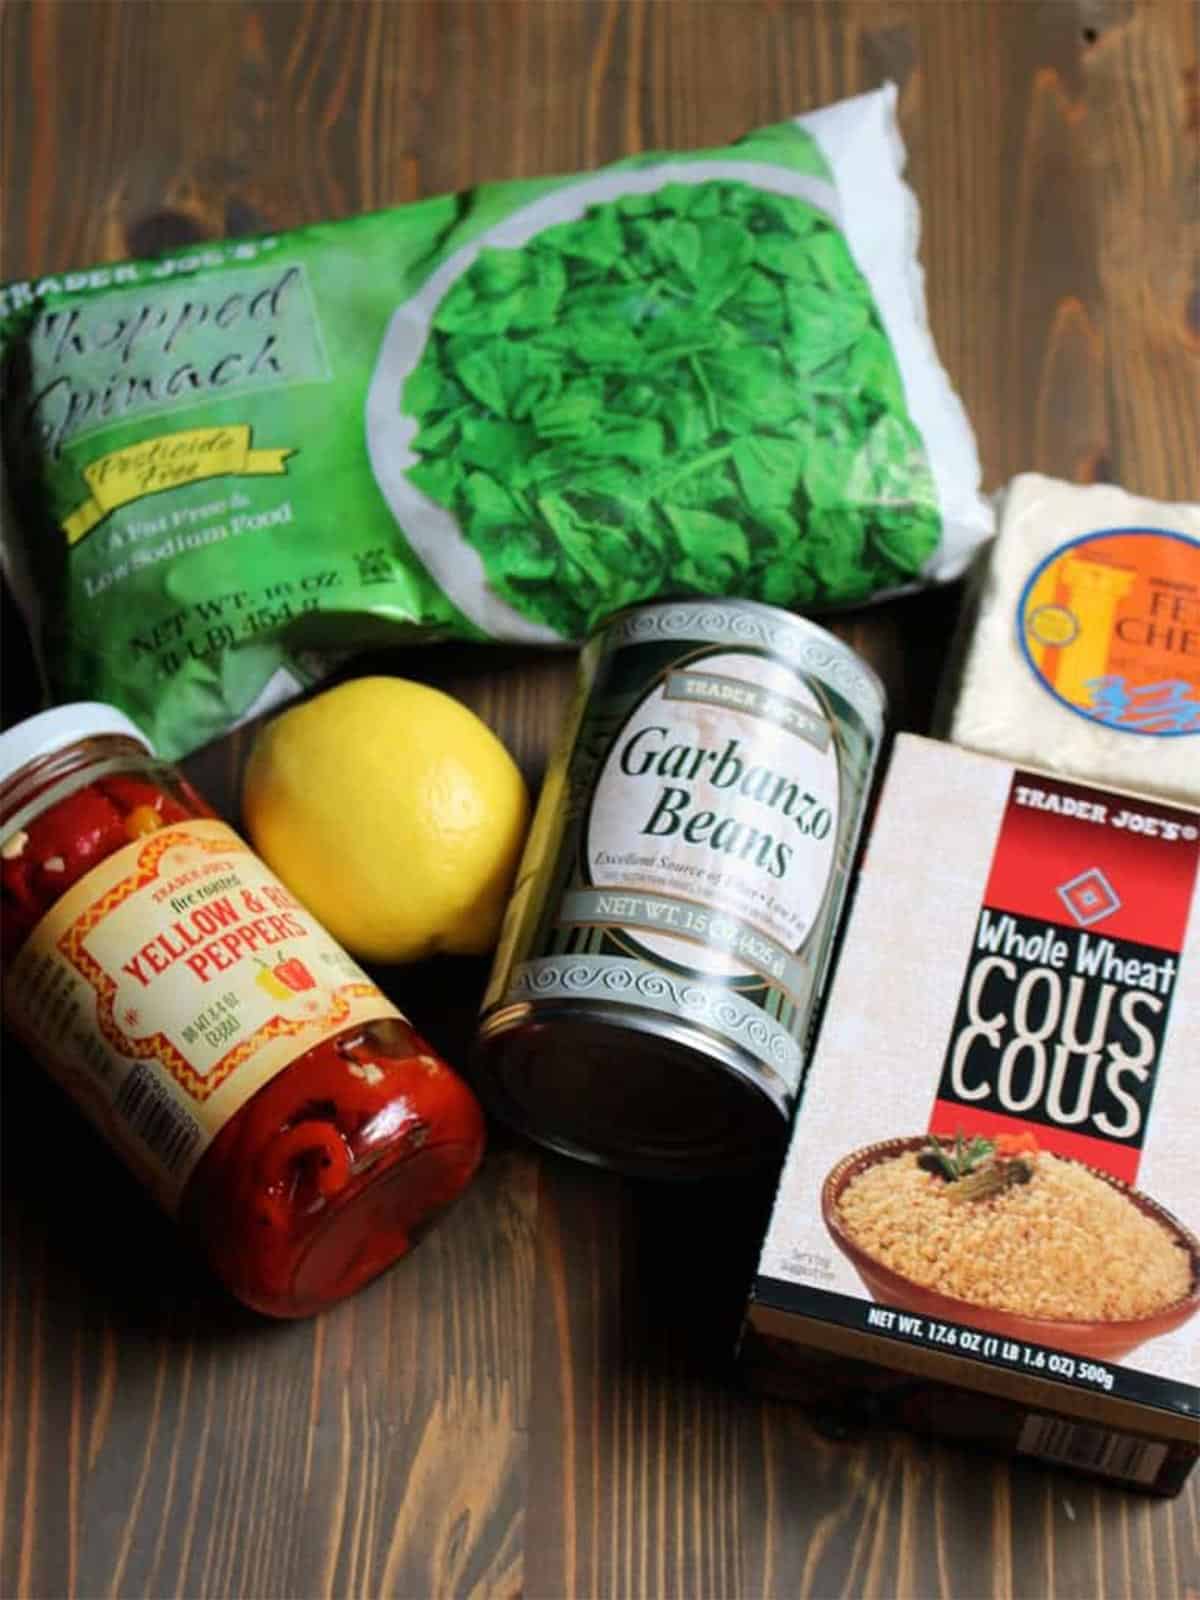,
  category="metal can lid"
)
[474,1004,790,1179]
[0,703,153,789]
[590,596,888,732]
